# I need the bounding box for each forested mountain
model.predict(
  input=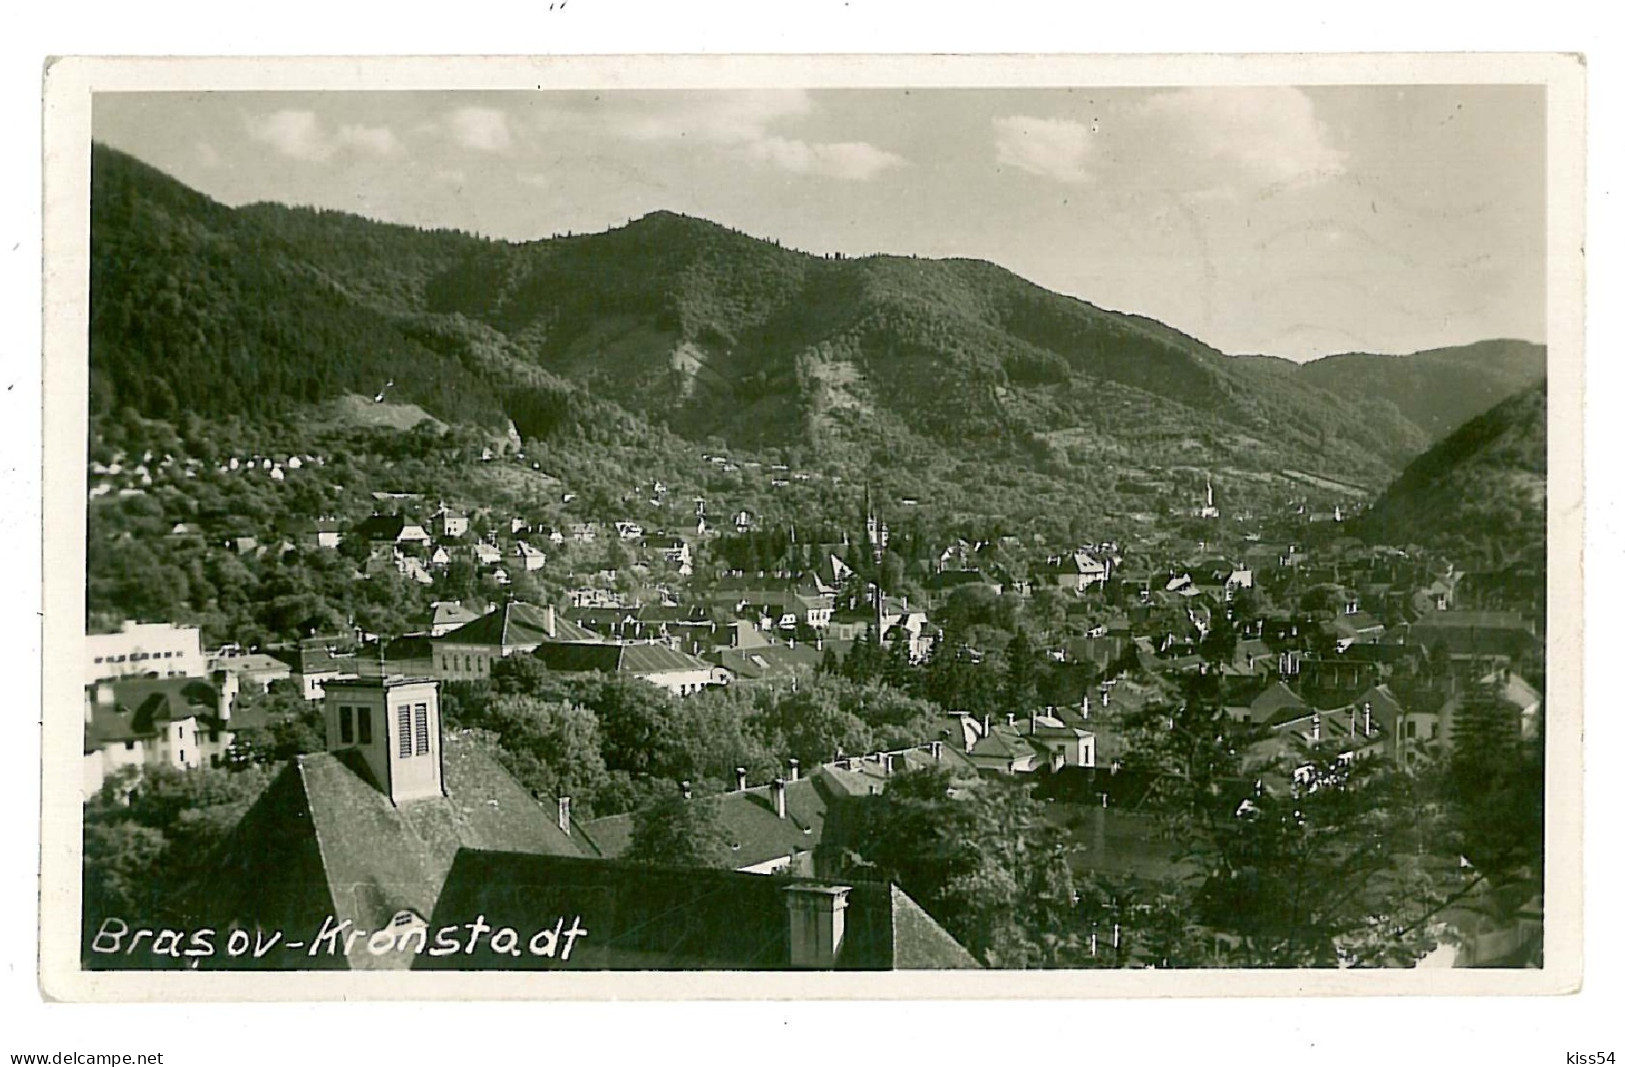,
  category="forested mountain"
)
[1355,379,1547,562]
[1297,340,1547,440]
[89,143,1543,491]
